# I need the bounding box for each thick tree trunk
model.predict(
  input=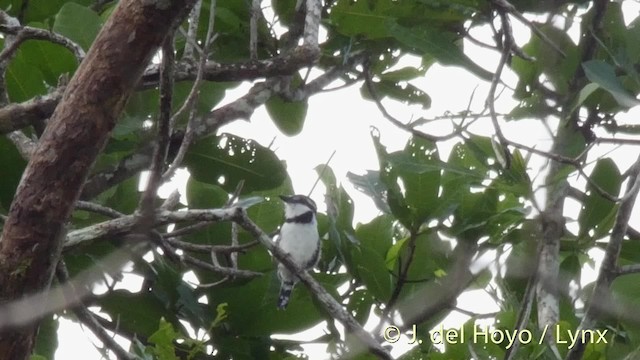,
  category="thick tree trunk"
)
[0,1,195,358]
